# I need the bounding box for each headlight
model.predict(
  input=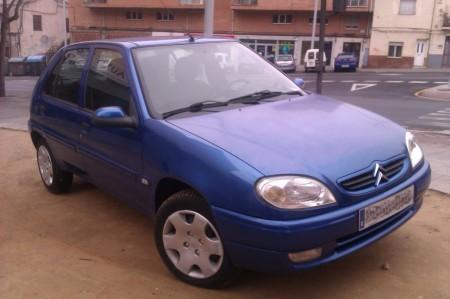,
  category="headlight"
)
[405,131,424,169]
[256,176,336,209]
